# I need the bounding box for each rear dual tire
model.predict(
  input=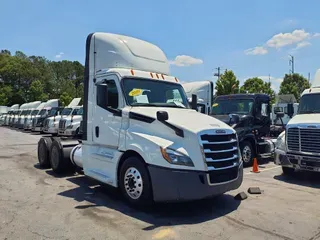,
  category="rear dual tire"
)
[50,140,76,174]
